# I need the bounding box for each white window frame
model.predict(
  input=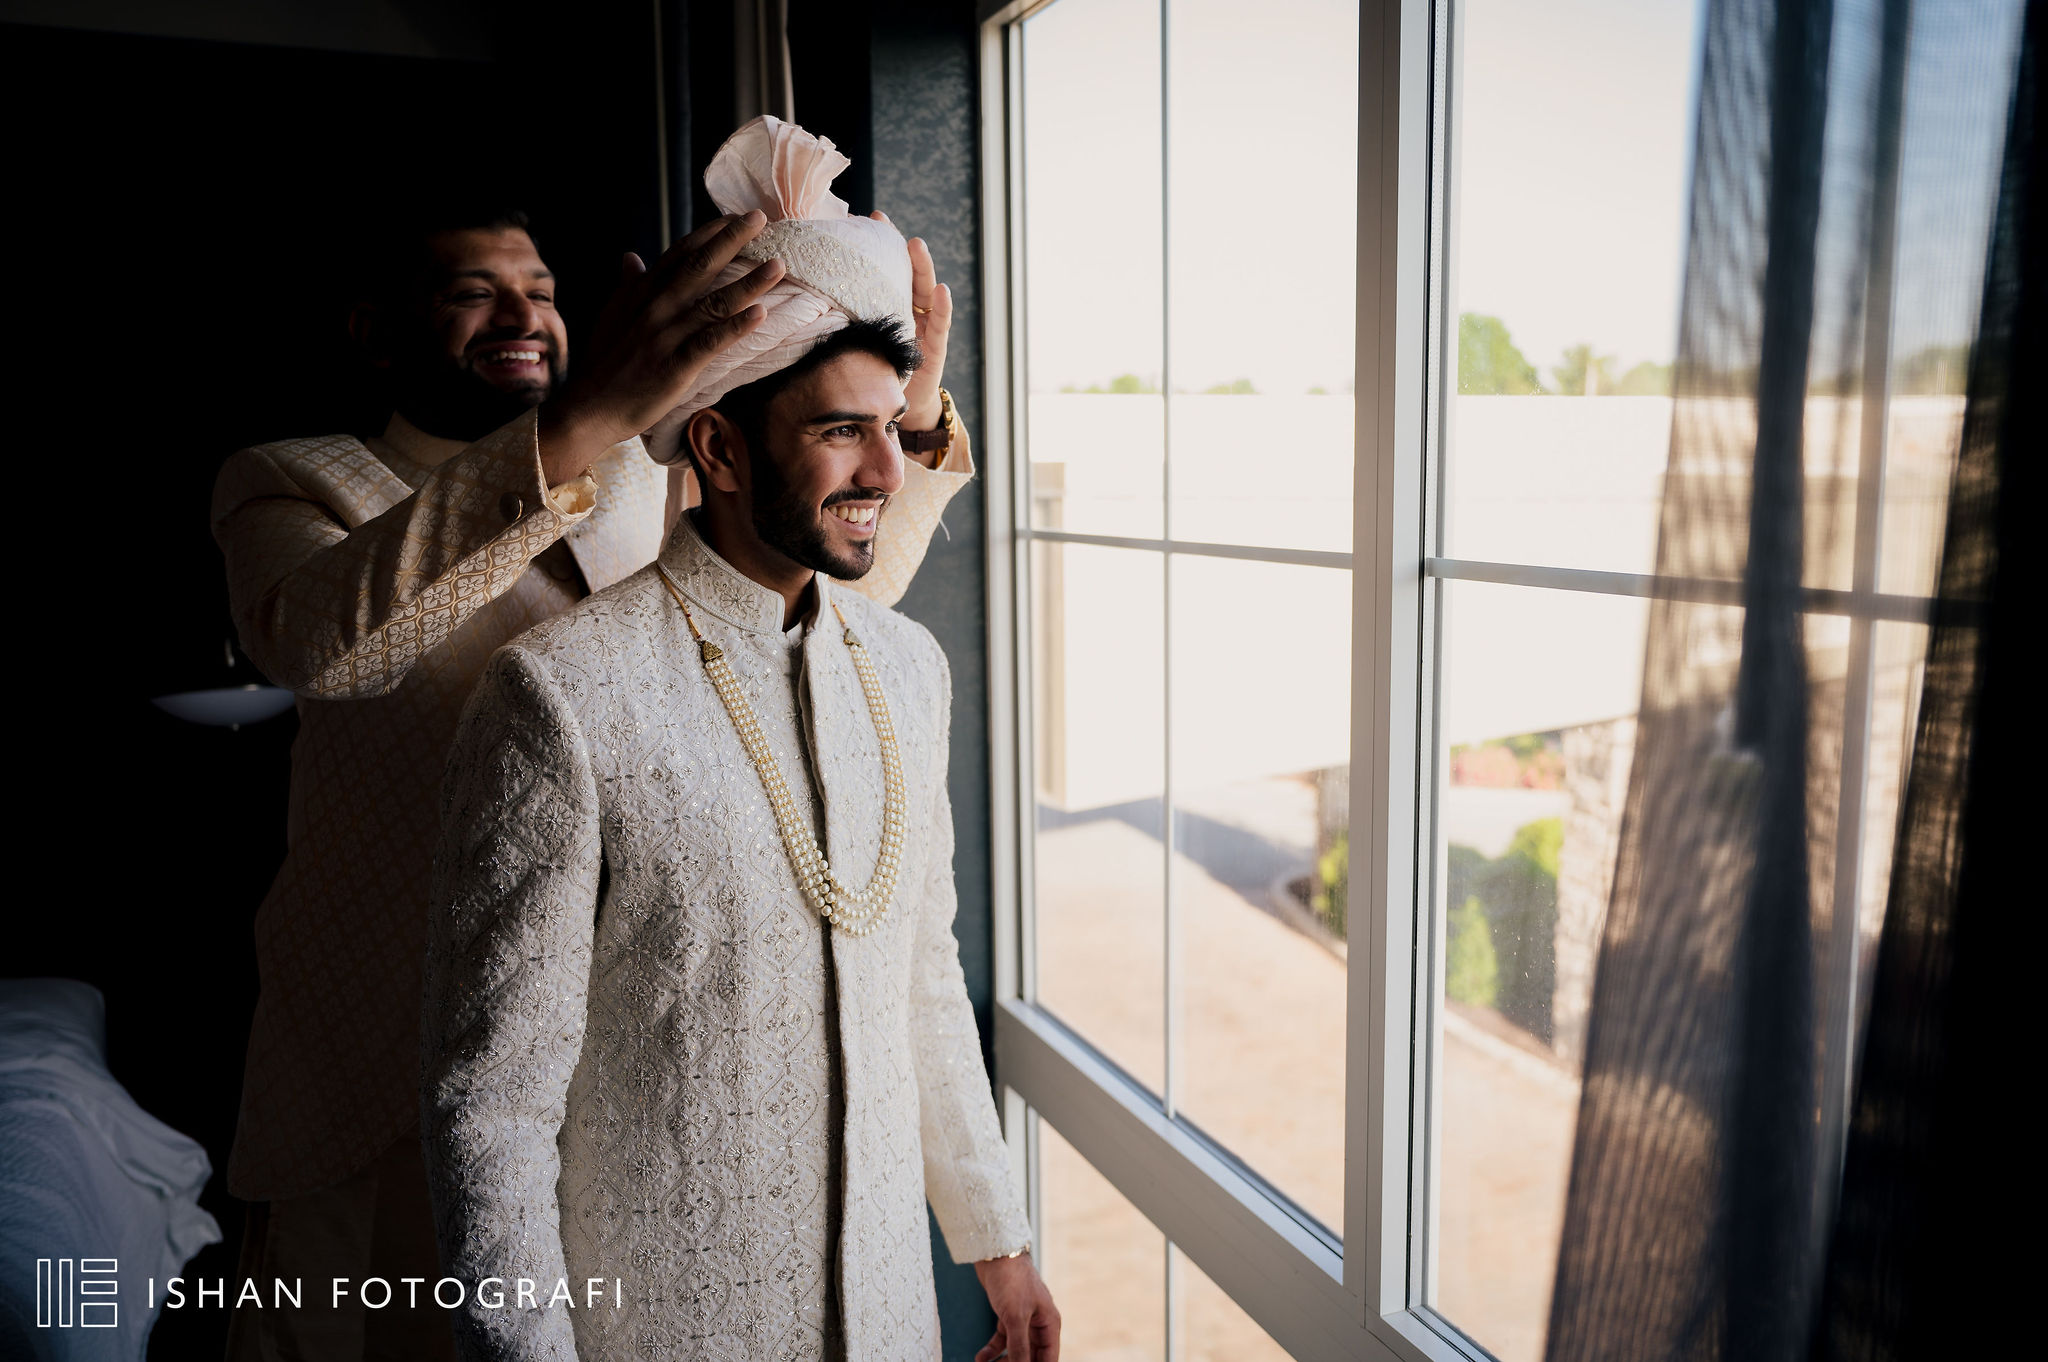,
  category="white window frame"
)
[974,1,1915,1357]
[976,2,1456,1357]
